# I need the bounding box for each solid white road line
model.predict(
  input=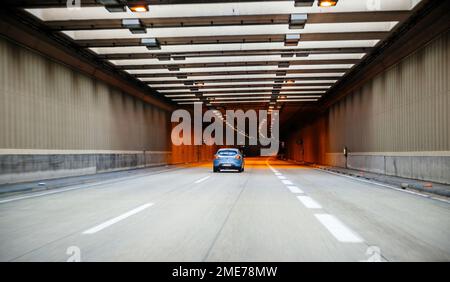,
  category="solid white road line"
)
[287,186,304,194]
[0,186,93,204]
[315,214,364,243]
[282,180,293,185]
[0,167,180,204]
[277,175,287,180]
[274,172,282,176]
[83,203,154,234]
[297,195,322,209]
[315,168,450,204]
[194,176,210,184]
